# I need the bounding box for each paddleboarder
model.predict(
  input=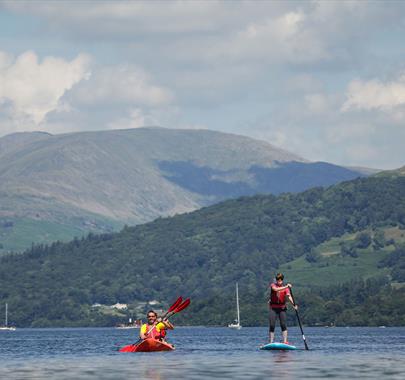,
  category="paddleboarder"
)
[268,273,297,344]
[140,310,174,342]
